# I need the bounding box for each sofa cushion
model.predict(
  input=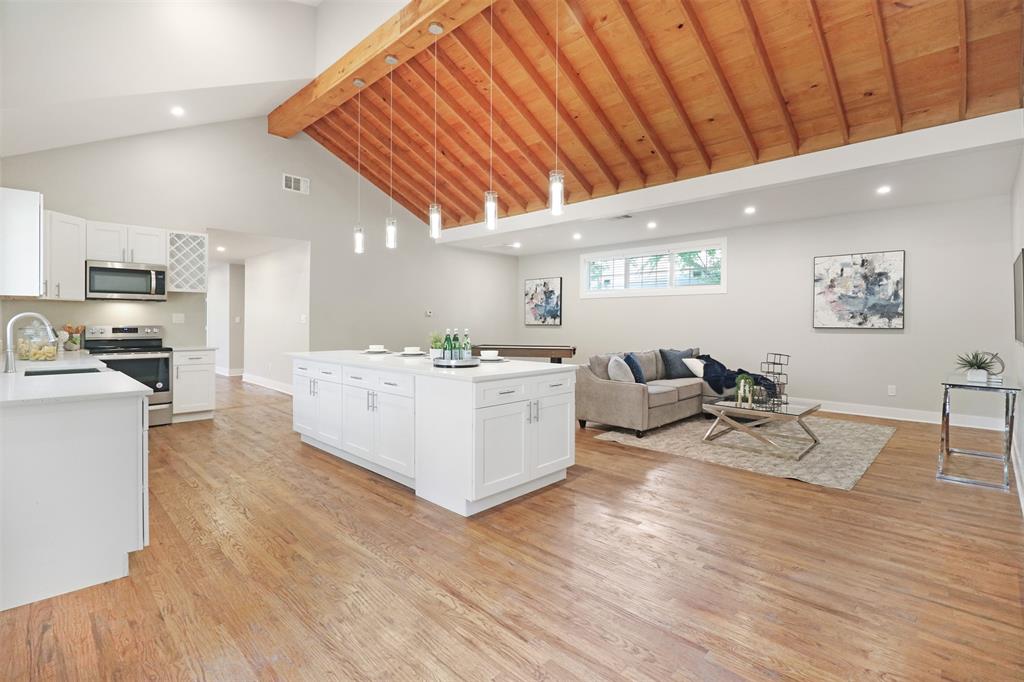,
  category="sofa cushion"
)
[607,355,635,382]
[648,378,703,401]
[624,353,647,384]
[647,384,678,408]
[588,353,622,380]
[631,350,661,381]
[659,348,698,379]
[702,381,736,399]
